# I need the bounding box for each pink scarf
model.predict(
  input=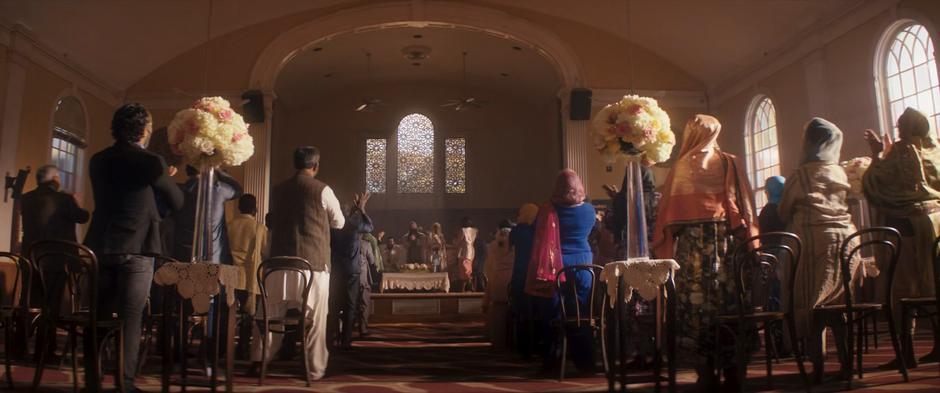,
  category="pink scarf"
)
[525,169,584,297]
